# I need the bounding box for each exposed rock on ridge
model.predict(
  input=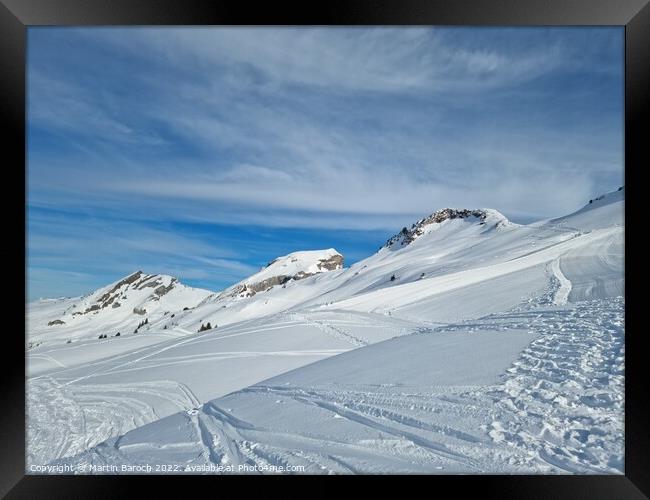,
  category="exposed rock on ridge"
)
[223,251,344,299]
[384,208,508,249]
